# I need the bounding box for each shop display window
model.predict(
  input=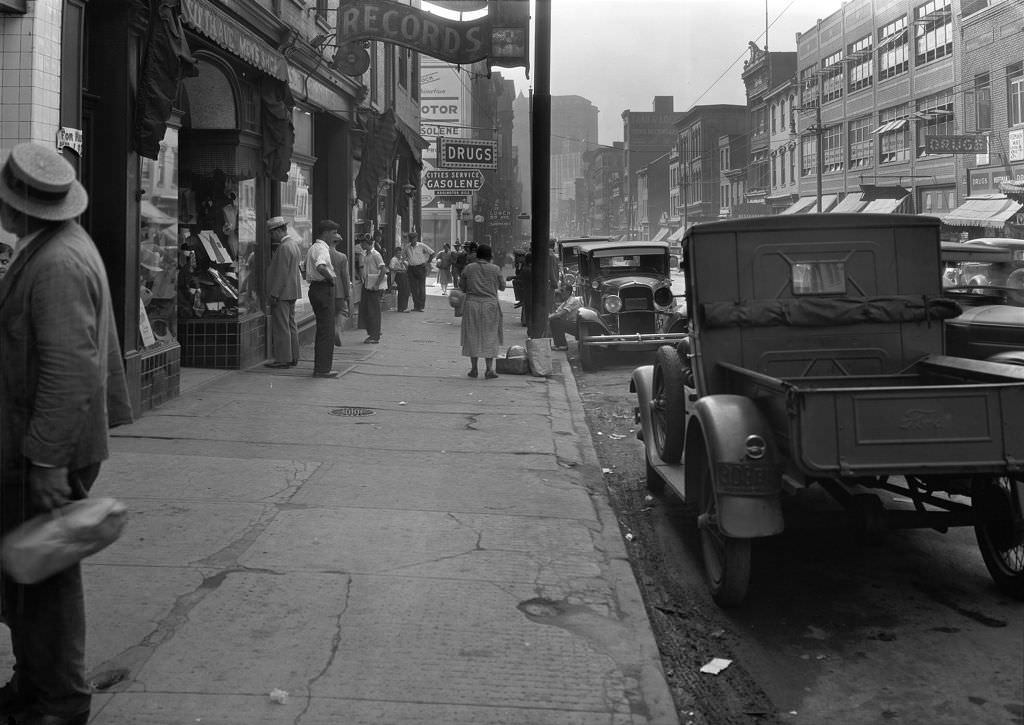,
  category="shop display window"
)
[280,160,314,320]
[177,161,260,321]
[139,125,180,348]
